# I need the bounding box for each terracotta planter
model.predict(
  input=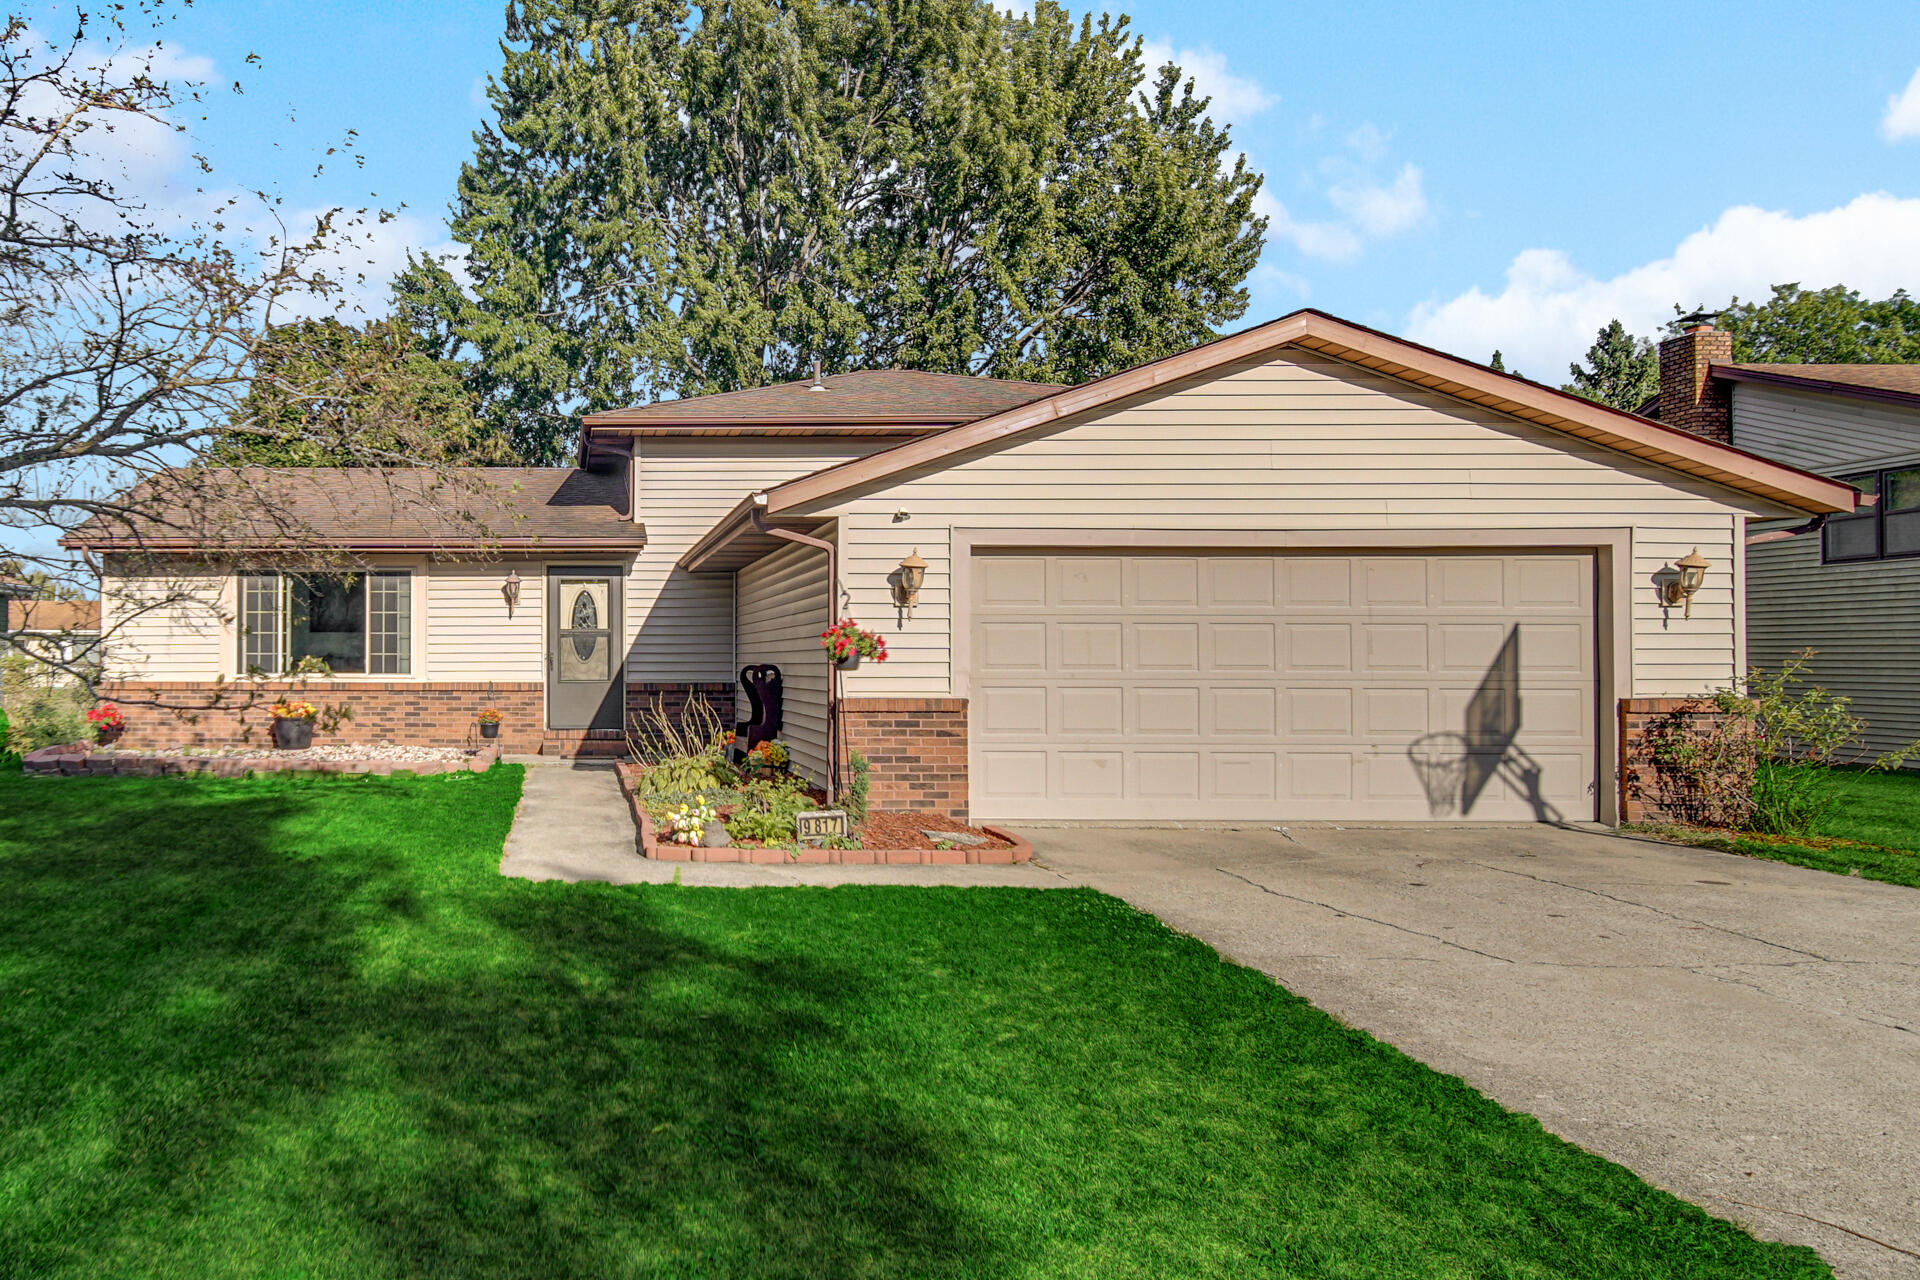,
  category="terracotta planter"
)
[480,721,500,739]
[271,717,315,750]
